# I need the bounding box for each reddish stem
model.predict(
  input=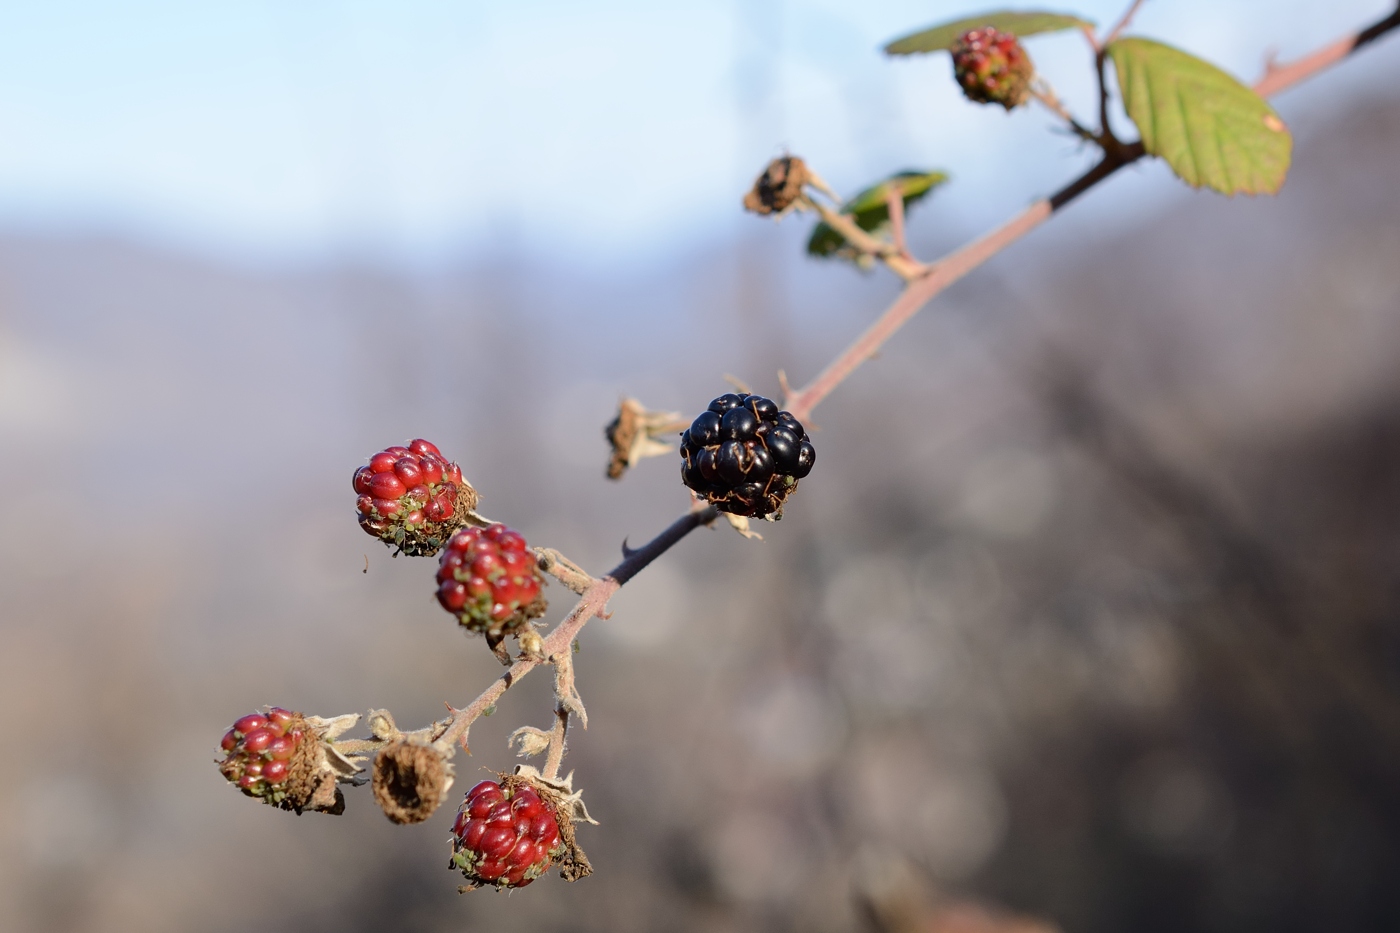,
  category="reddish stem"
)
[785,8,1399,423]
